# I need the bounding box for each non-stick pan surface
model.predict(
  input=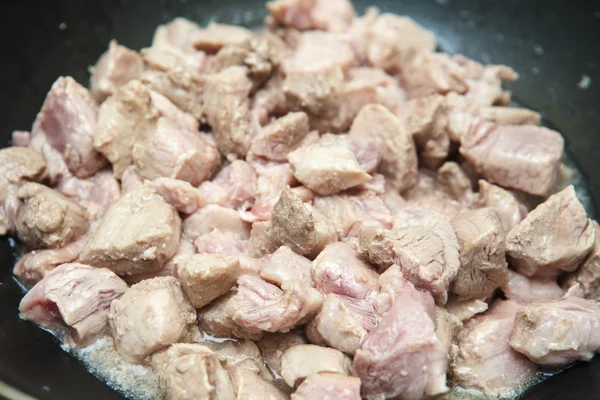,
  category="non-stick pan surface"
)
[1,0,599,399]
